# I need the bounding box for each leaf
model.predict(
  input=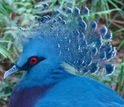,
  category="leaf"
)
[0,45,15,63]
[118,59,124,95]
[21,15,34,26]
[117,40,124,51]
[23,2,32,7]
[17,7,26,14]
[0,39,12,43]
[113,28,124,35]
[90,8,121,16]
[26,9,32,13]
